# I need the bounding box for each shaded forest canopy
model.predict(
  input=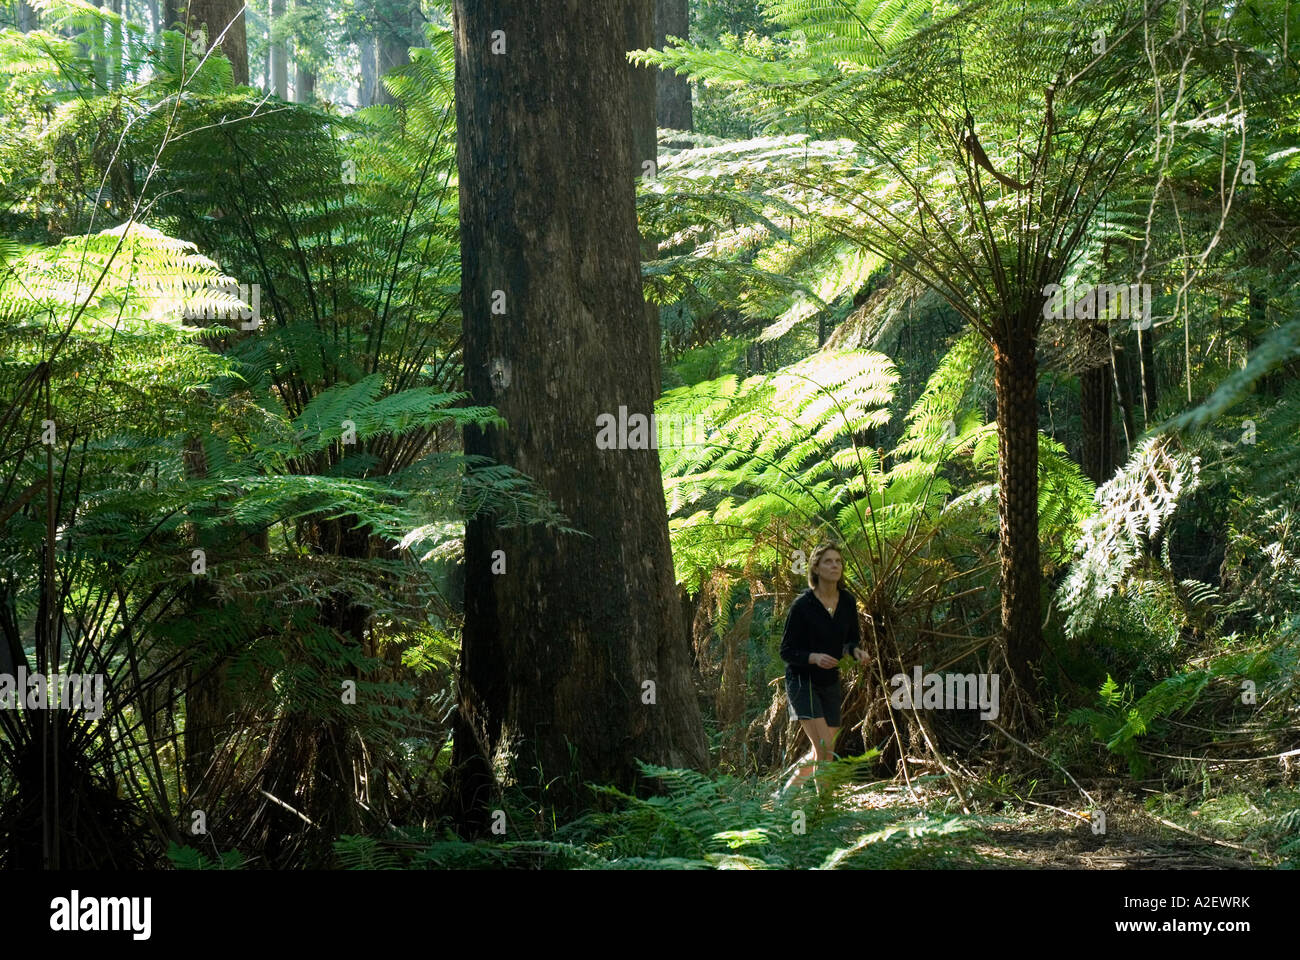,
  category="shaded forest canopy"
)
[0,0,1297,870]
